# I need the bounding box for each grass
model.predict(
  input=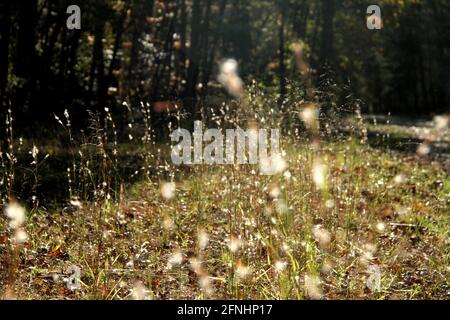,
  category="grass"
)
[1,127,448,300]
